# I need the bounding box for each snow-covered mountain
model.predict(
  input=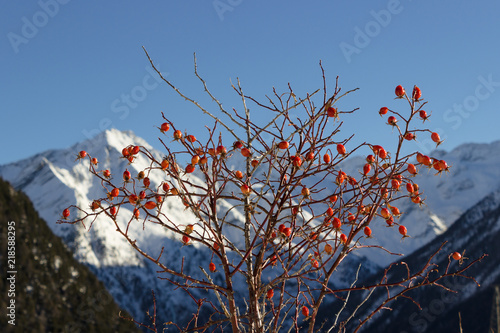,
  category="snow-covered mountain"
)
[2,128,499,329]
